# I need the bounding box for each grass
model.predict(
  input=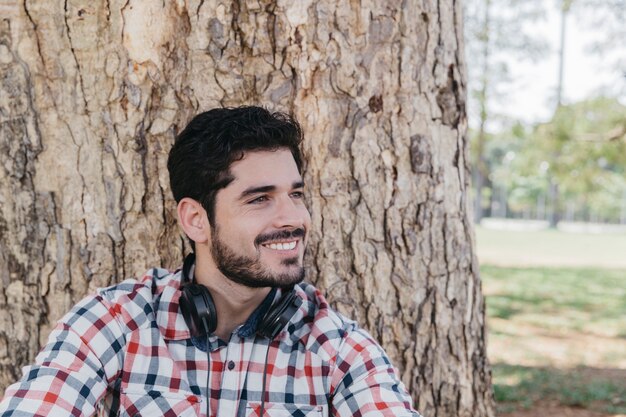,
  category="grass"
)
[476,226,626,414]
[482,265,626,414]
[492,364,626,414]
[475,226,626,269]
[482,265,626,337]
